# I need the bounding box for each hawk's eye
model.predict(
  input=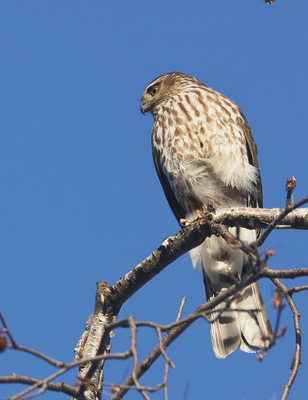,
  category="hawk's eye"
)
[150,87,157,96]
